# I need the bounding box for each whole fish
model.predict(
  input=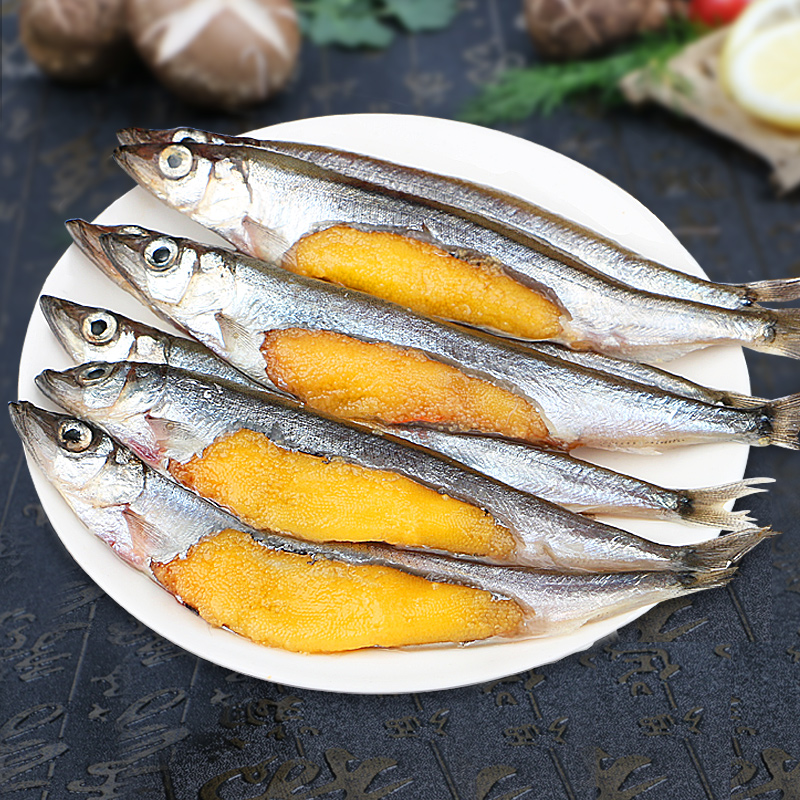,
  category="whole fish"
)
[36,359,772,572]
[39,293,770,530]
[112,139,800,362]
[73,221,800,453]
[9,401,748,651]
[118,126,800,311]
